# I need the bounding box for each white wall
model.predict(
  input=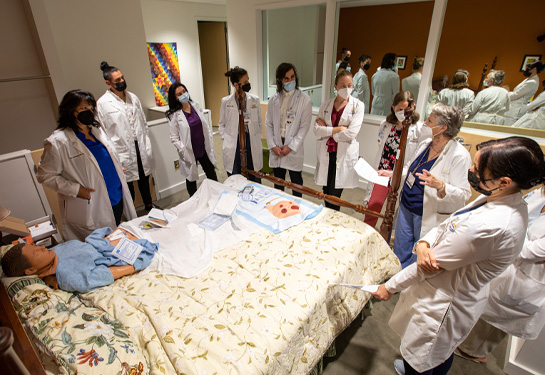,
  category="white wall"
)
[140,0,227,109]
[37,0,155,112]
